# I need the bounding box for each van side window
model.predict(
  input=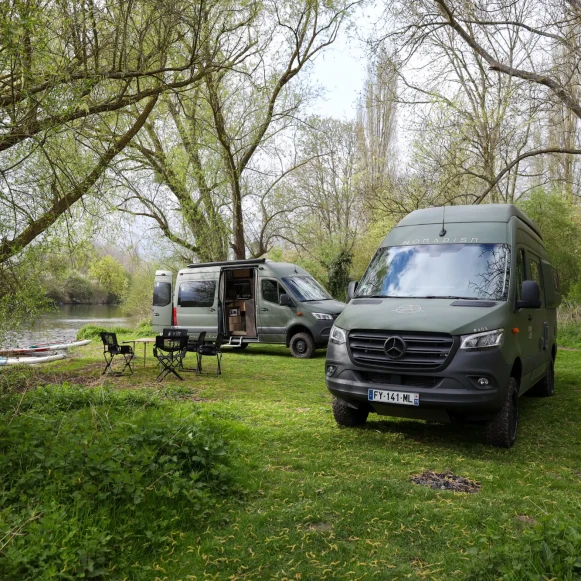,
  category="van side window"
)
[262,280,280,304]
[178,281,216,307]
[153,282,171,307]
[515,249,525,300]
[529,258,542,288]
